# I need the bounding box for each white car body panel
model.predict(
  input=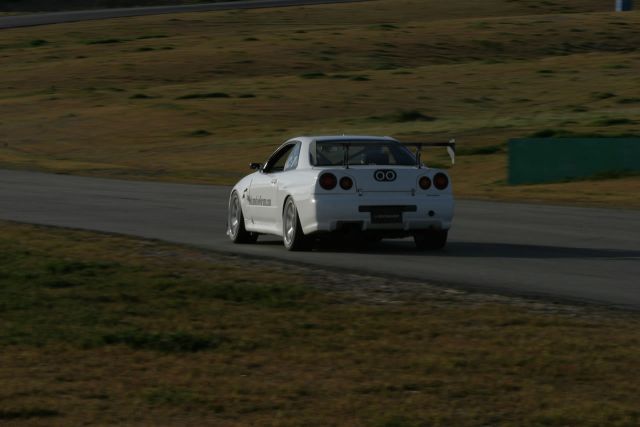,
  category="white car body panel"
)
[229,135,454,241]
